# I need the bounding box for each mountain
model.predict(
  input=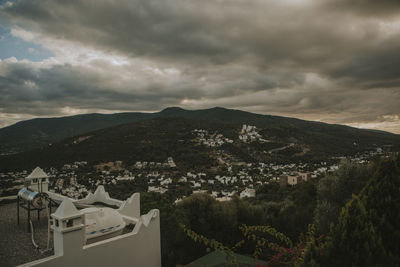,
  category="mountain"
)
[0,111,399,172]
[2,106,399,156]
[0,112,153,154]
